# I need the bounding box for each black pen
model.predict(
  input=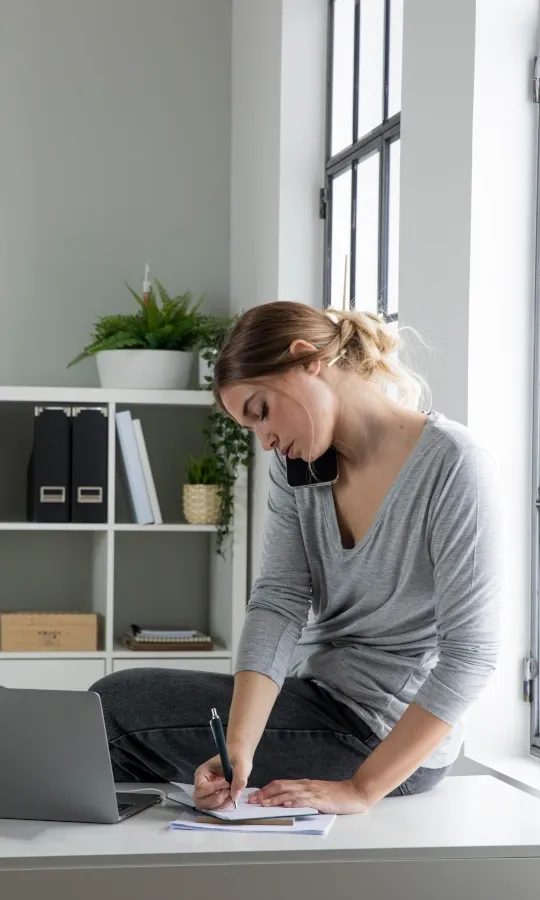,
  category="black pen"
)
[210,708,238,809]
